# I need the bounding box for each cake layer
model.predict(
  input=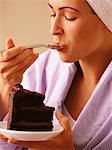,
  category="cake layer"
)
[13,90,45,107]
[12,107,54,122]
[8,85,55,131]
[9,121,53,131]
